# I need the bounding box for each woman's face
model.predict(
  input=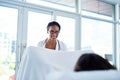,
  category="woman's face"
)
[47,25,60,40]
